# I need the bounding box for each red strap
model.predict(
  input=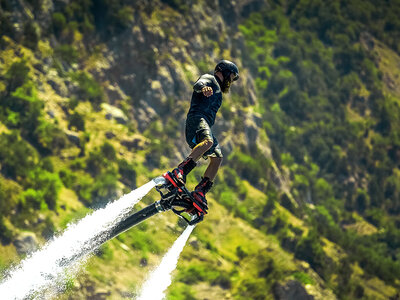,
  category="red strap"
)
[163,172,178,188]
[193,202,204,213]
[163,172,182,192]
[193,193,207,214]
